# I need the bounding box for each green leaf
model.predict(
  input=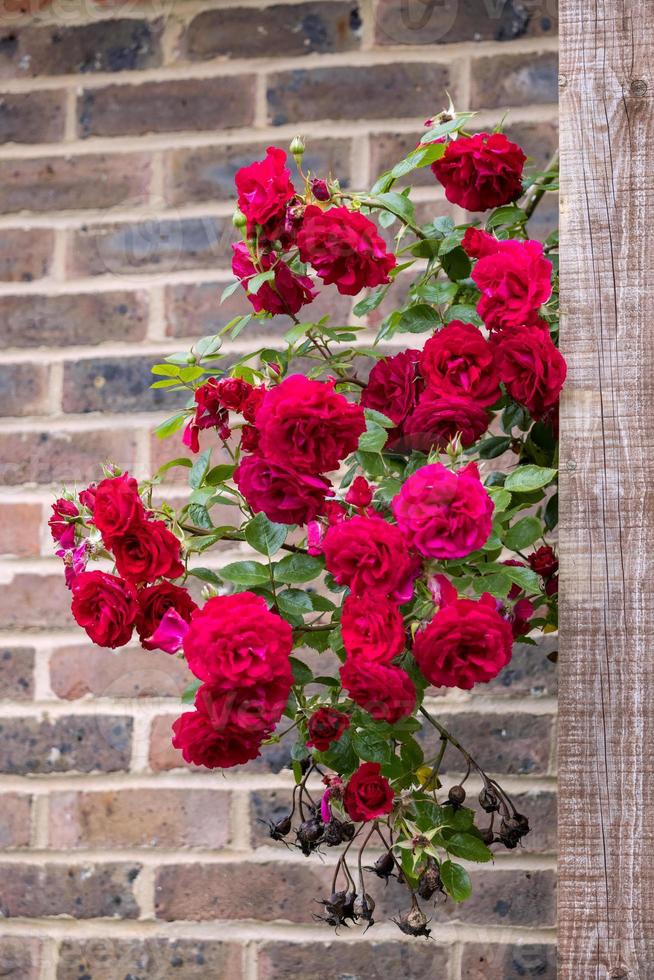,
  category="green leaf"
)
[246,269,275,293]
[505,465,557,493]
[440,246,472,281]
[363,408,394,429]
[188,503,213,529]
[486,205,527,229]
[502,402,531,434]
[504,515,542,551]
[440,860,472,903]
[156,457,193,476]
[473,571,511,598]
[397,303,440,334]
[205,463,236,486]
[278,589,314,620]
[289,656,314,686]
[181,679,202,704]
[151,363,183,378]
[358,421,388,454]
[244,513,288,556]
[416,280,459,305]
[476,436,511,459]
[155,411,188,440]
[390,141,446,178]
[351,728,393,765]
[220,279,241,303]
[544,491,558,531]
[189,567,223,585]
[443,304,483,326]
[220,560,270,587]
[353,286,389,317]
[375,191,416,227]
[502,563,541,595]
[274,554,323,584]
[441,831,492,863]
[189,450,211,490]
[488,488,512,512]
[420,112,476,144]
